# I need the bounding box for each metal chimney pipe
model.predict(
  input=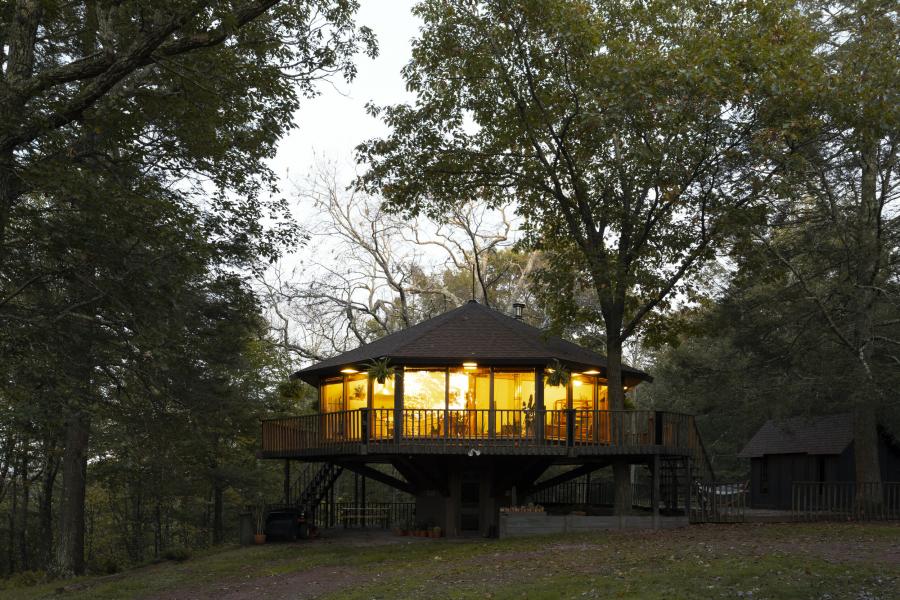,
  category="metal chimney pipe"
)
[513,302,525,320]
